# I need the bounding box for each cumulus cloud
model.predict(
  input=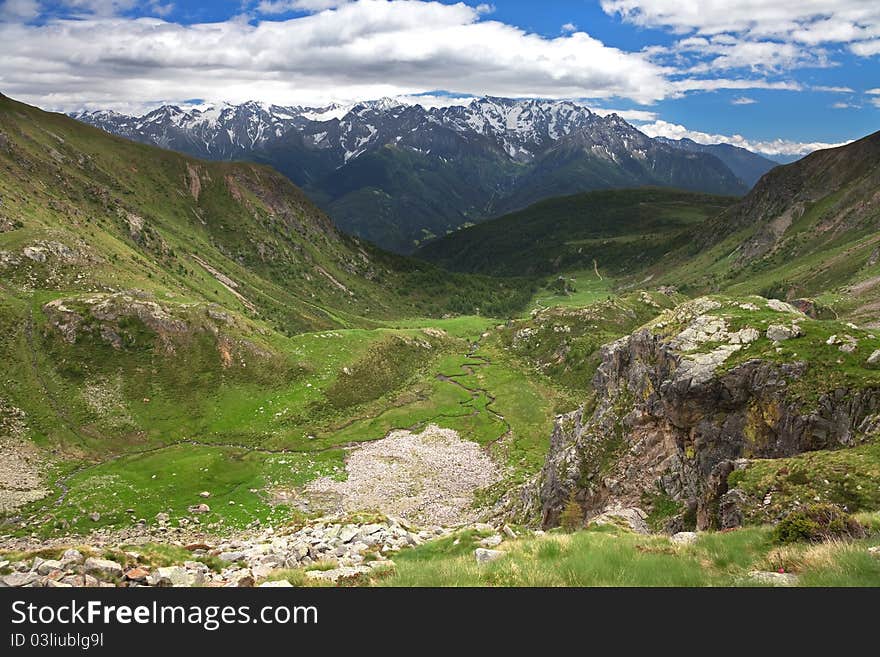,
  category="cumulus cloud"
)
[0,0,40,20]
[602,0,880,82]
[812,85,855,93]
[600,0,880,49]
[0,0,681,110]
[257,0,351,13]
[731,96,756,105]
[636,119,849,157]
[591,107,659,122]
